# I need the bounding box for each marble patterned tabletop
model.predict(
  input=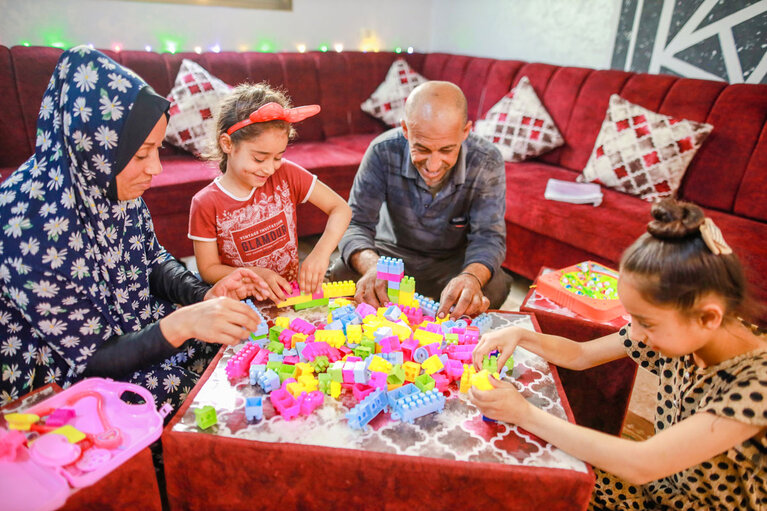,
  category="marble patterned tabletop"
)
[172,307,588,474]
